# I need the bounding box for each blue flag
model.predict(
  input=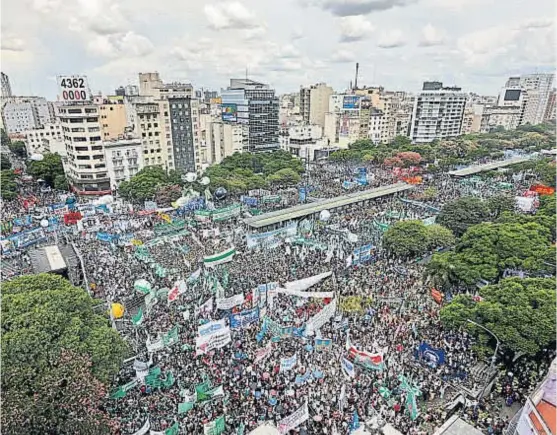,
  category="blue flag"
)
[350,411,360,432]
[417,342,445,366]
